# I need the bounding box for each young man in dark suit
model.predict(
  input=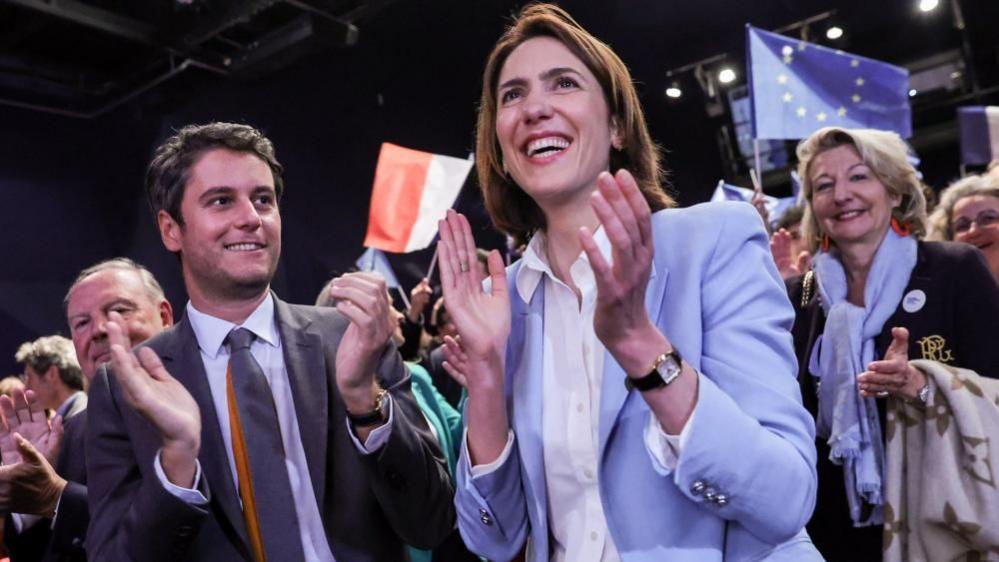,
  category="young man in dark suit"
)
[86,122,454,561]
